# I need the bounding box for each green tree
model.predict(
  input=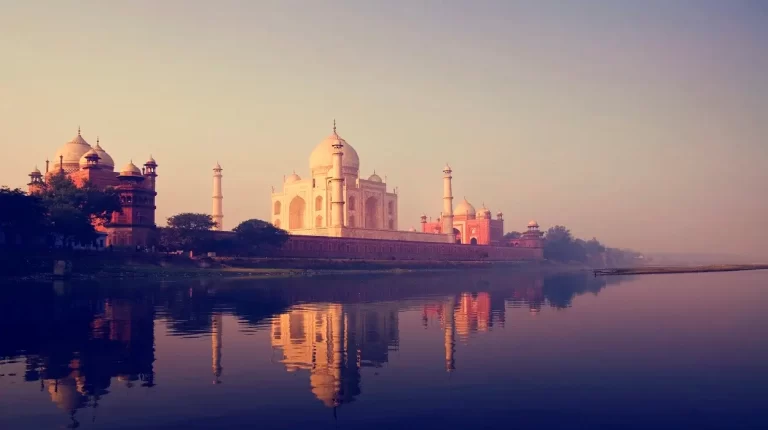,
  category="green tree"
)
[161,213,216,252]
[37,173,121,245]
[0,187,49,247]
[503,231,521,240]
[232,219,288,255]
